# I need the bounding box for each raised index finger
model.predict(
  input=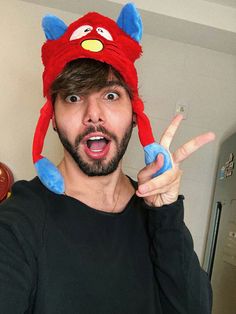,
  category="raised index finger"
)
[173,132,215,163]
[160,114,183,149]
